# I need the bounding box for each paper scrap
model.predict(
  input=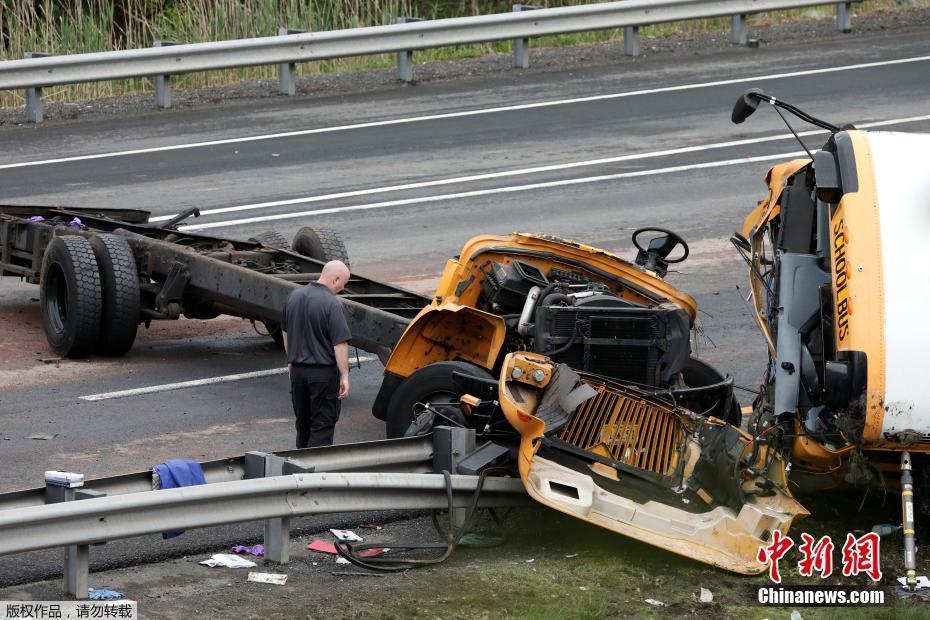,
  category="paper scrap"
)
[200,553,257,568]
[699,587,713,603]
[330,529,363,542]
[645,599,666,607]
[247,572,287,585]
